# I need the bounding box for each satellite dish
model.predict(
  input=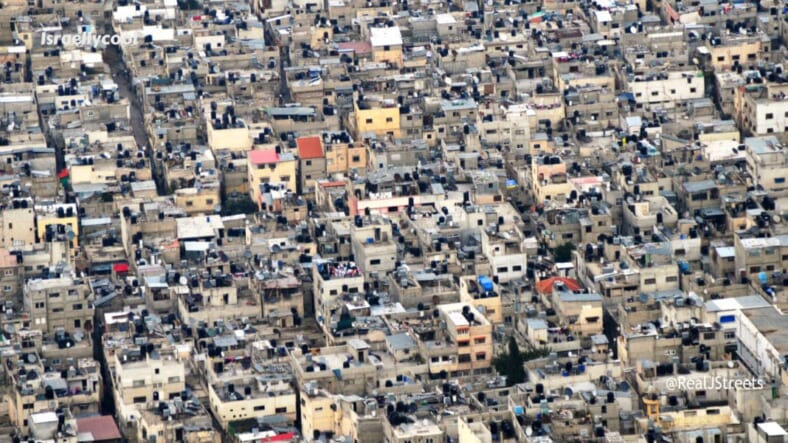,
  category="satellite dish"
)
[179,276,188,285]
[27,354,37,364]
[526,427,533,437]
